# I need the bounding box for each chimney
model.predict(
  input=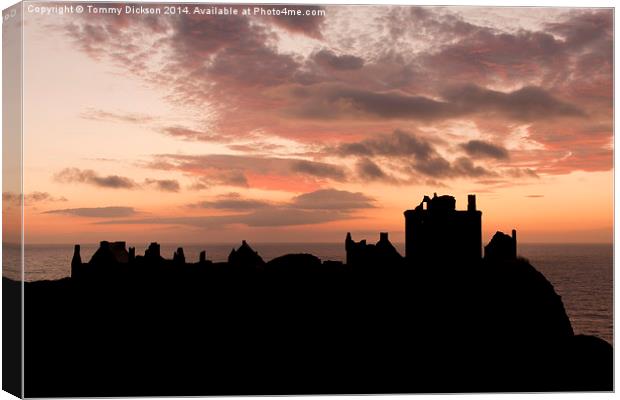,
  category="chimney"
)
[379,232,389,242]
[128,247,135,262]
[199,250,206,263]
[467,194,476,211]
[512,229,517,258]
